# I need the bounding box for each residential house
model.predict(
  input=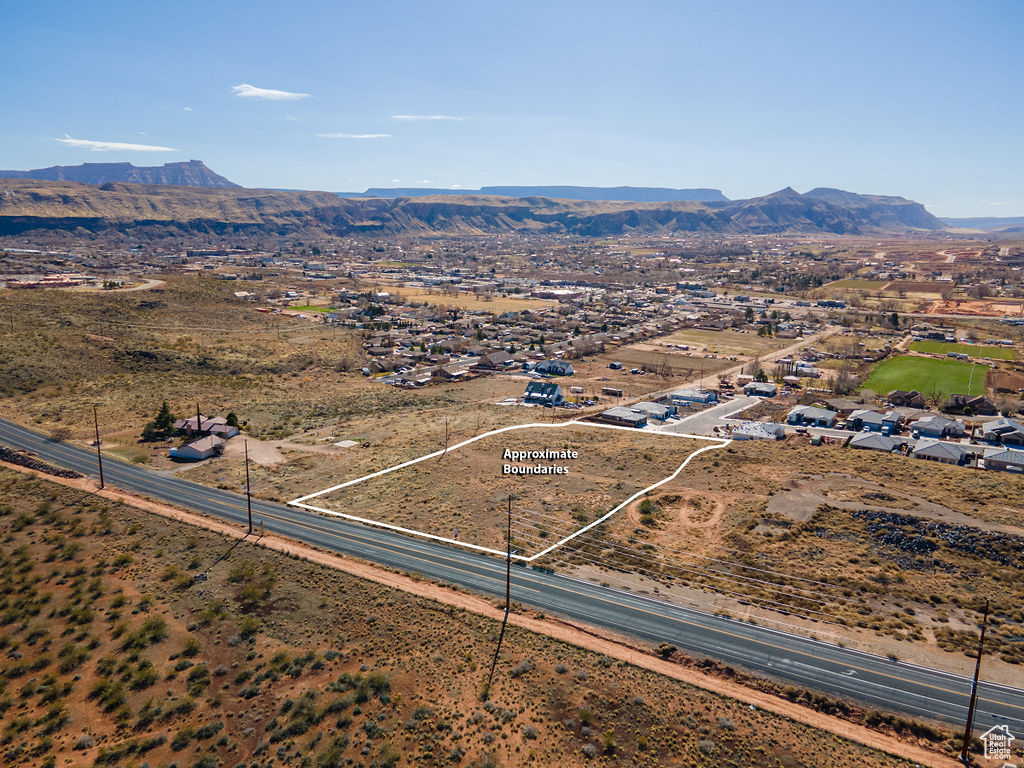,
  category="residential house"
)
[909,414,966,439]
[173,415,239,439]
[826,398,862,415]
[535,359,575,376]
[169,435,225,461]
[848,409,901,433]
[981,418,1024,446]
[744,382,778,397]
[911,439,972,465]
[946,394,997,416]
[731,422,785,440]
[786,405,838,428]
[598,406,648,428]
[629,402,672,422]
[982,446,1024,472]
[472,351,513,371]
[849,432,898,452]
[523,381,564,407]
[887,390,927,408]
[670,389,718,405]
